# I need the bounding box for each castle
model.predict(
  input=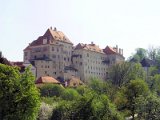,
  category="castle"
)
[24,27,124,82]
